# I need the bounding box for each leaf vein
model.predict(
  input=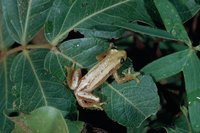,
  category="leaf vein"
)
[107,83,147,117]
